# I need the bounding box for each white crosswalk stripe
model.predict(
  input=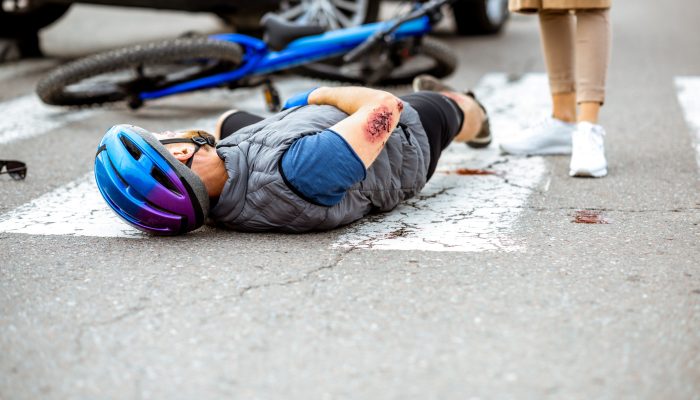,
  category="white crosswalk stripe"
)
[3,71,697,249]
[675,77,700,172]
[333,73,549,252]
[0,94,96,145]
[0,173,145,238]
[0,73,550,252]
[0,59,56,82]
